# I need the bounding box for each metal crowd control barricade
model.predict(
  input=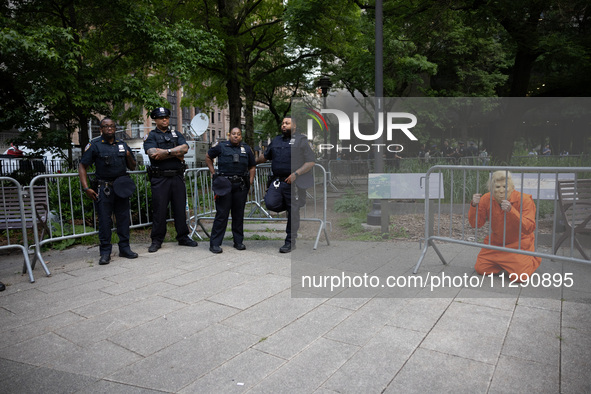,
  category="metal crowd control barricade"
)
[413,165,591,274]
[185,167,216,239]
[189,164,330,250]
[0,177,40,282]
[28,170,154,270]
[328,160,370,190]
